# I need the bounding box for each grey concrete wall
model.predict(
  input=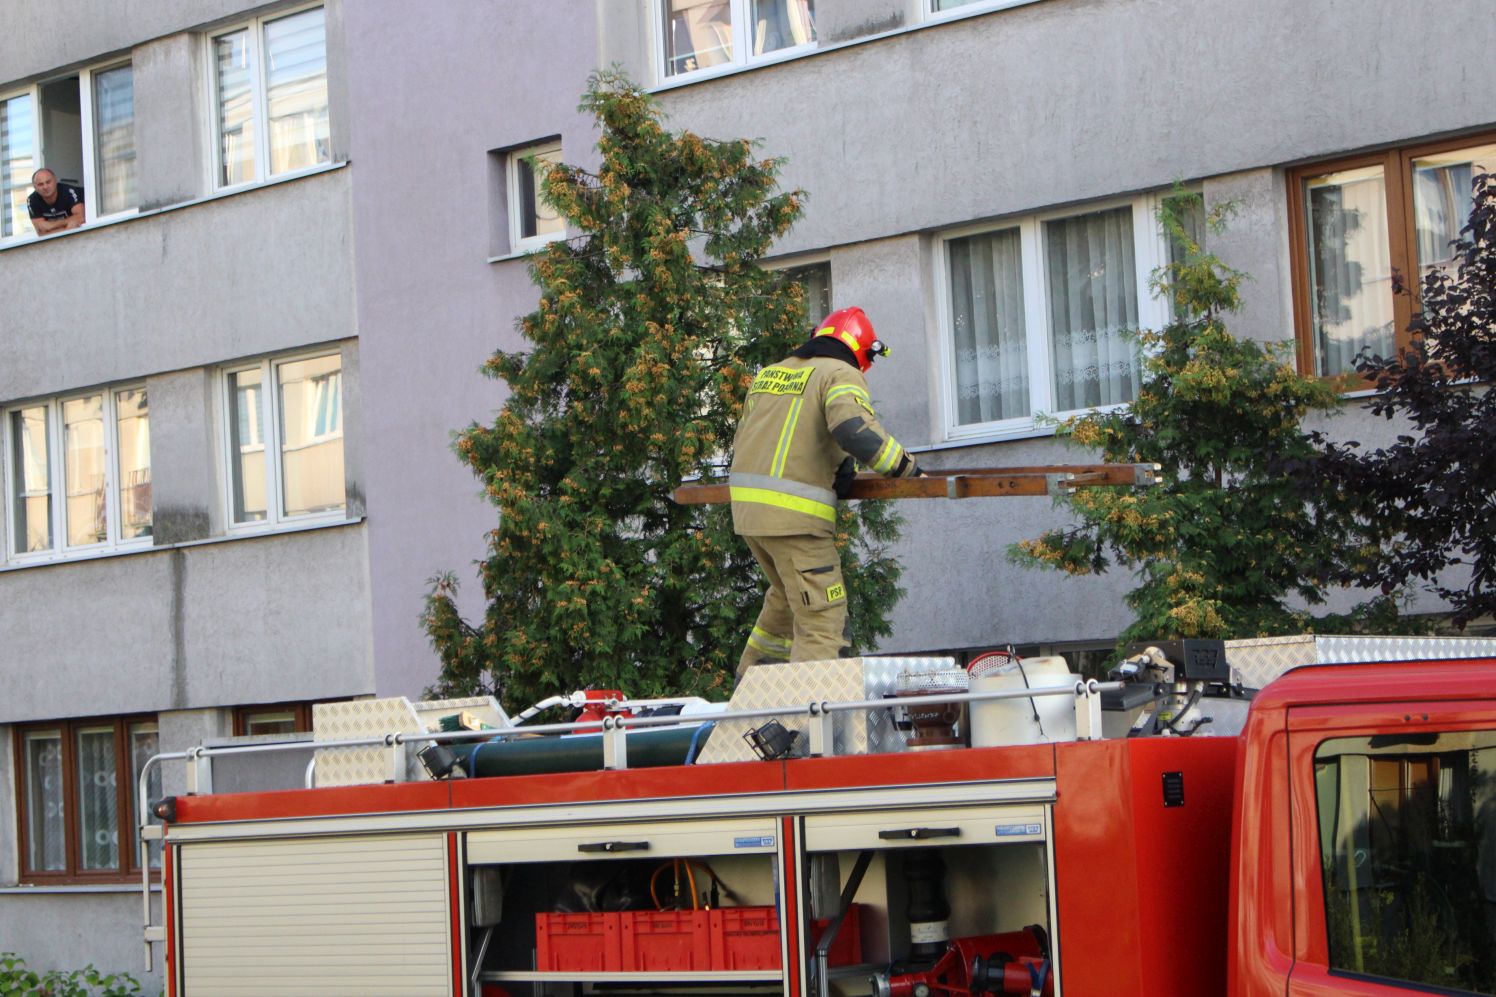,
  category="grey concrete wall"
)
[2,0,310,84]
[0,890,159,986]
[643,0,1496,259]
[0,168,355,401]
[344,0,604,698]
[132,31,215,210]
[147,368,222,544]
[0,525,373,724]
